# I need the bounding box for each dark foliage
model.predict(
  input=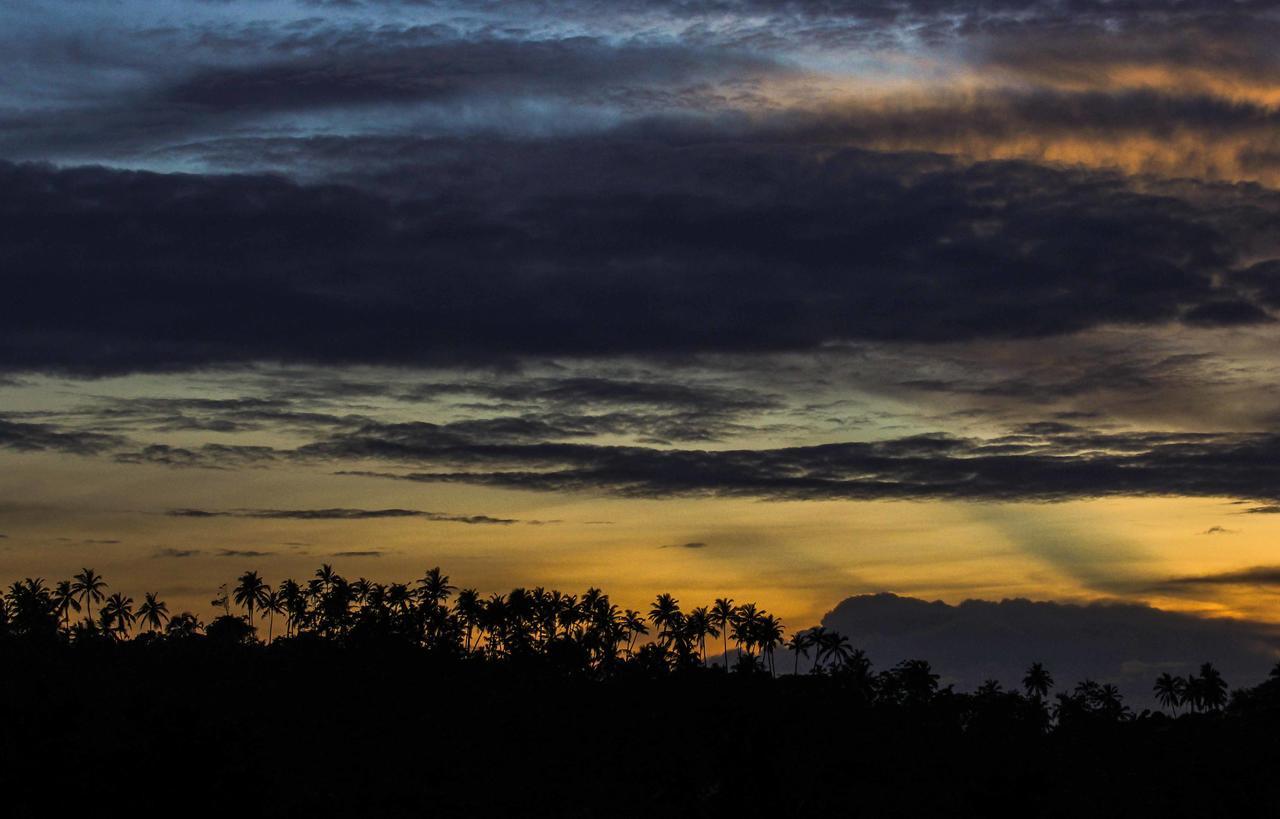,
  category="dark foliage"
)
[4,567,1280,816]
